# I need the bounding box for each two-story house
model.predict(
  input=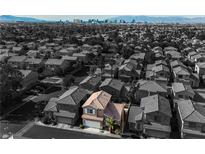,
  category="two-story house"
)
[44,86,88,125]
[172,82,195,100]
[82,90,125,129]
[175,99,205,138]
[99,78,128,102]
